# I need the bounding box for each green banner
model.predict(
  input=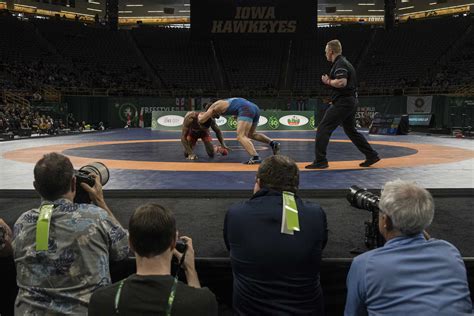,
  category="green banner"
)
[151,111,315,131]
